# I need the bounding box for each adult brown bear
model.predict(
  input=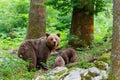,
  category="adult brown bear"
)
[18,33,60,71]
